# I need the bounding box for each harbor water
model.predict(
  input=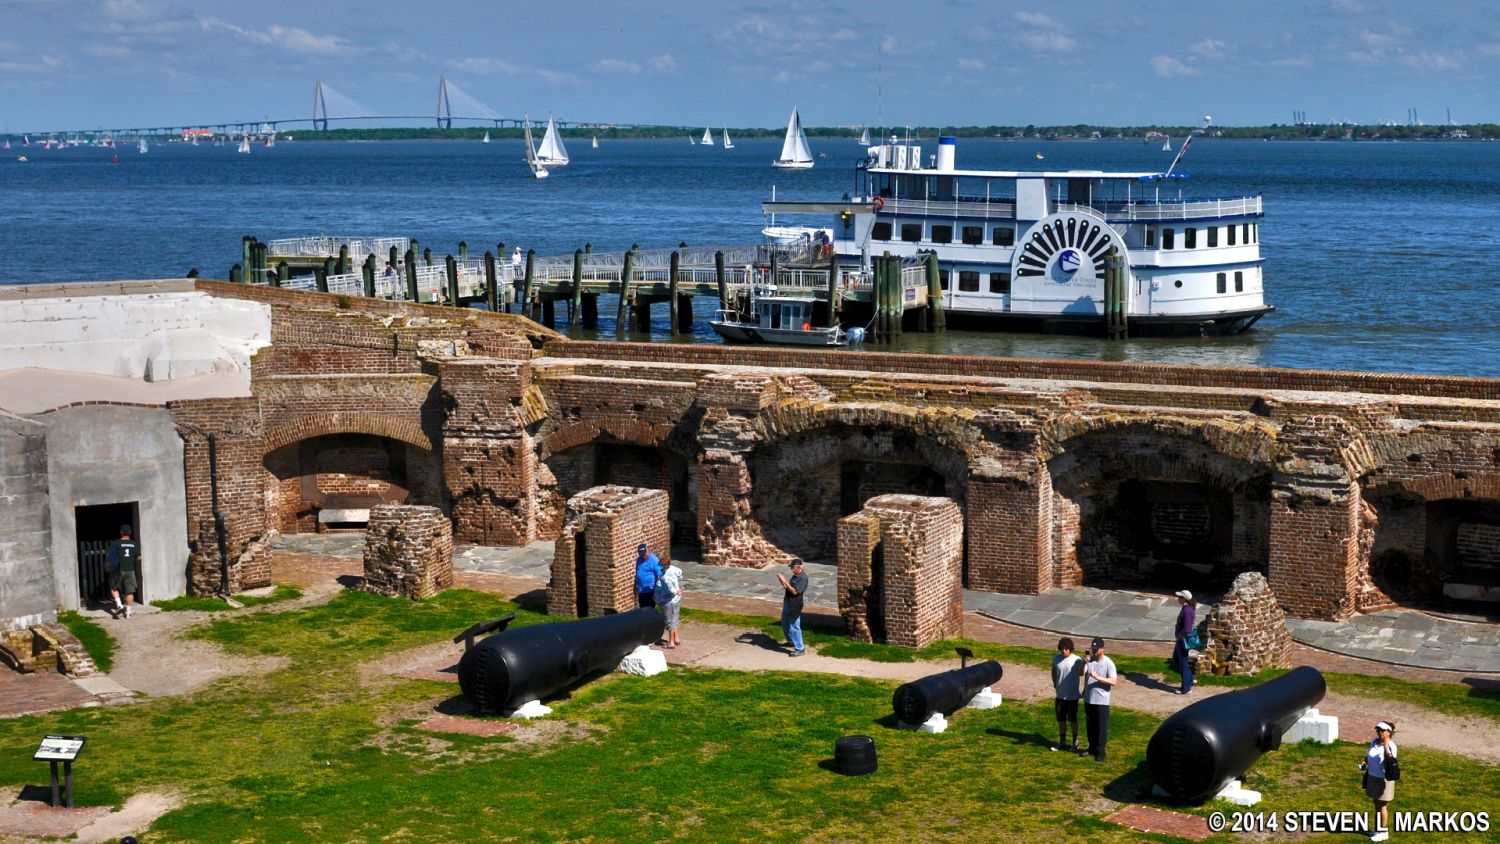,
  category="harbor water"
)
[3,137,1499,377]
